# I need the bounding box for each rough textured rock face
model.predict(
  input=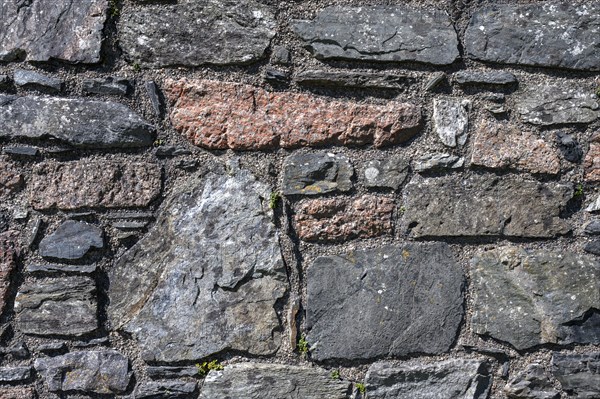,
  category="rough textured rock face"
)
[433,97,470,147]
[306,243,464,361]
[505,364,559,399]
[296,70,414,90]
[364,156,410,190]
[294,196,394,242]
[454,71,517,86]
[471,247,600,350]
[165,79,421,150]
[136,381,197,399]
[0,231,18,317]
[200,363,351,399]
[38,221,103,260]
[365,359,492,399]
[0,159,23,198]
[414,153,463,173]
[35,350,130,394]
[584,132,600,182]
[403,175,572,238]
[0,0,107,63]
[552,352,600,398]
[0,388,35,399]
[120,1,276,68]
[282,153,353,195]
[465,2,600,71]
[293,6,459,65]
[29,161,161,210]
[108,165,287,362]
